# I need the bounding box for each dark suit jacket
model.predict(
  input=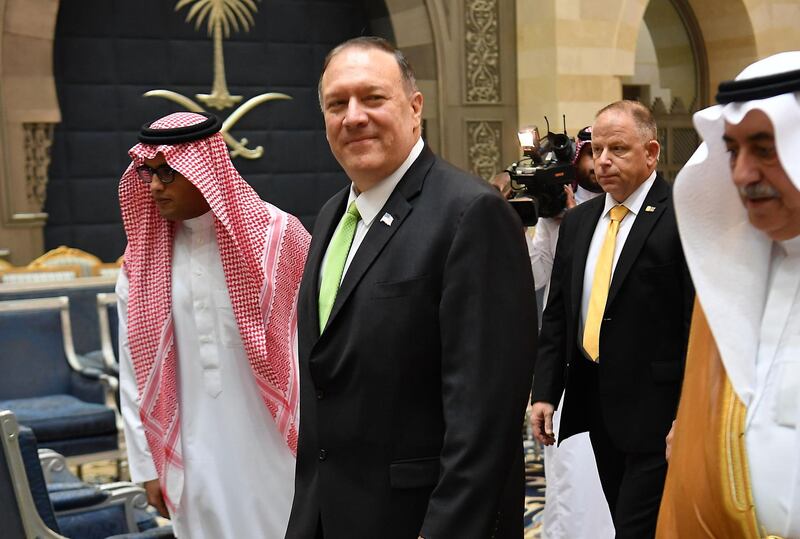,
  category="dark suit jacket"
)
[532,175,693,453]
[285,146,537,539]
